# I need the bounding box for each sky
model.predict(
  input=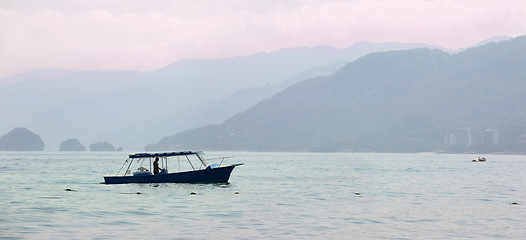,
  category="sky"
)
[1,0,525,79]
